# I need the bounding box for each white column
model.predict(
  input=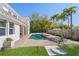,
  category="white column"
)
[6,21,9,36]
[6,21,14,47]
[27,20,30,34]
[23,27,24,36]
